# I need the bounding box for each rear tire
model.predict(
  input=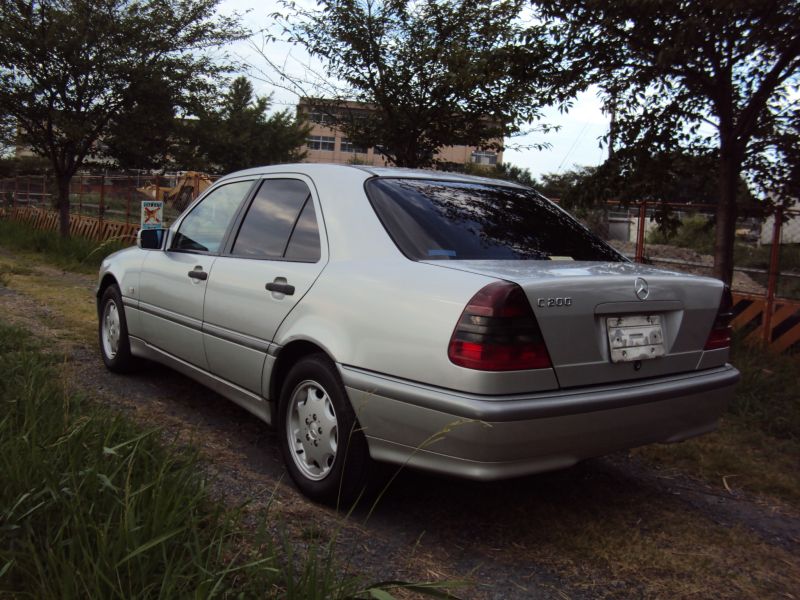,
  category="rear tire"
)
[278,353,371,506]
[98,284,138,373]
